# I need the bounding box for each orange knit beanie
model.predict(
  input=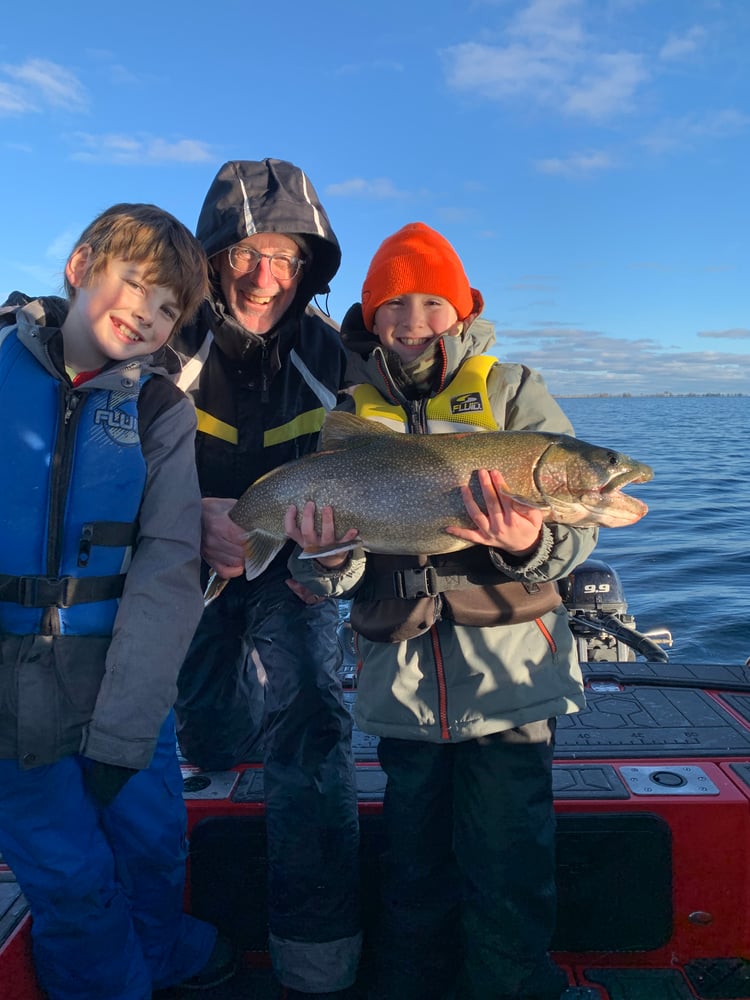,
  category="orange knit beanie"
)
[361,222,484,331]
